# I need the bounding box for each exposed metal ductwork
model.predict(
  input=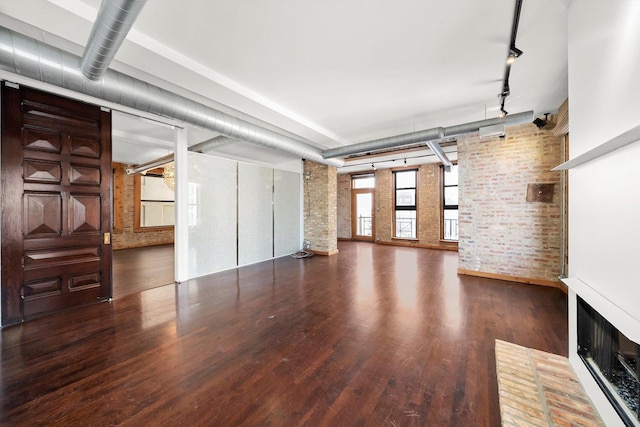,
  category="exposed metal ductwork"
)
[442,111,532,137]
[0,27,344,168]
[323,127,444,159]
[125,136,240,175]
[125,153,174,175]
[188,135,237,153]
[426,141,453,171]
[80,0,148,81]
[322,110,533,159]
